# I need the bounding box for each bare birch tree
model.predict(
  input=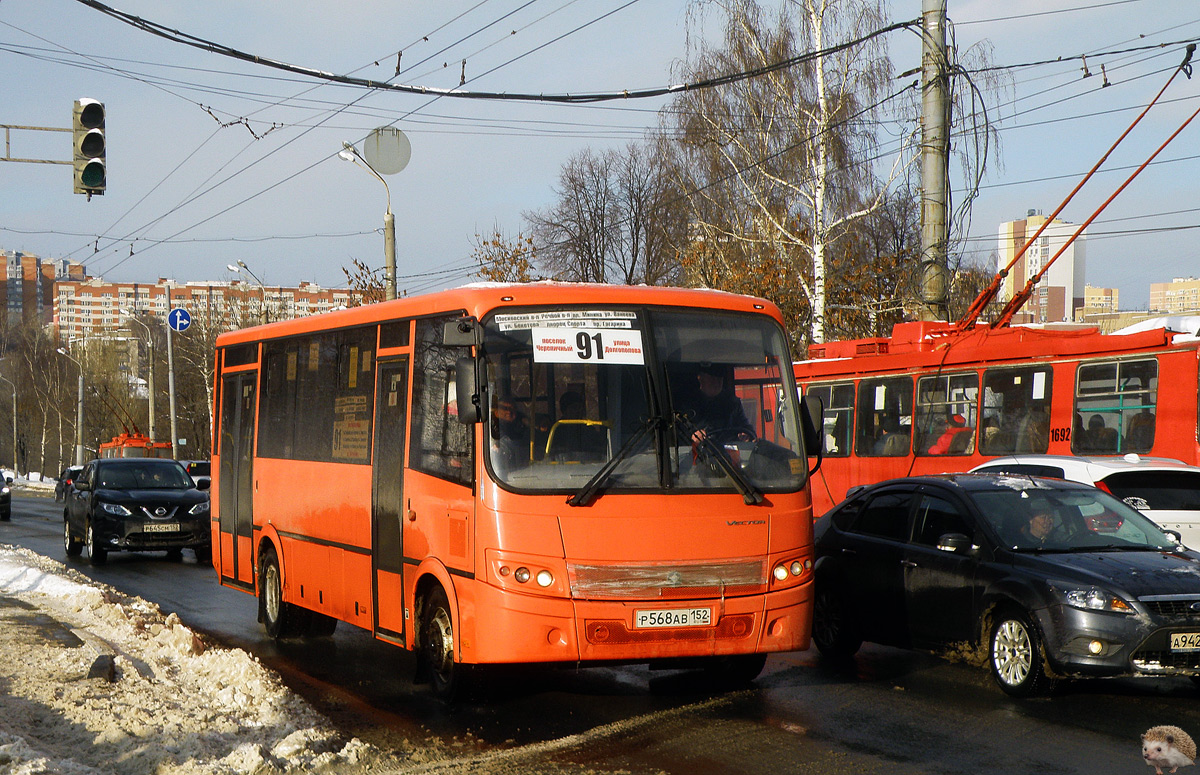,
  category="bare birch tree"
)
[668,0,899,345]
